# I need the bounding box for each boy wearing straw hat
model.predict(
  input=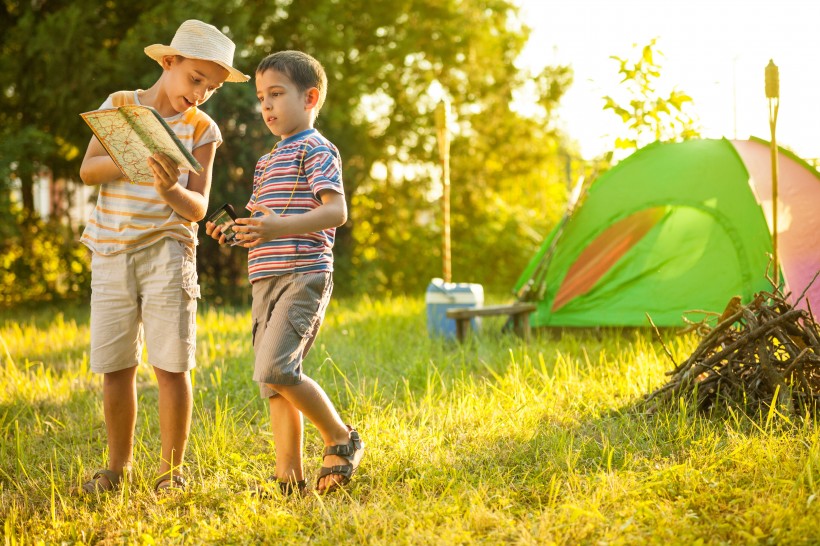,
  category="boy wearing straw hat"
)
[76,19,249,494]
[206,51,364,496]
